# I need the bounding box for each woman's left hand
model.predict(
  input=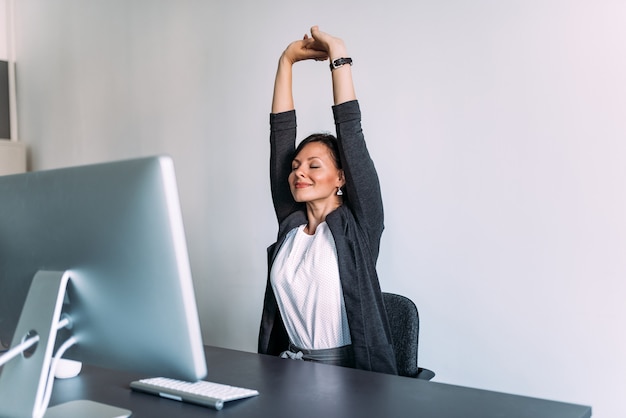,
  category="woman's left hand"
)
[308,26,348,59]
